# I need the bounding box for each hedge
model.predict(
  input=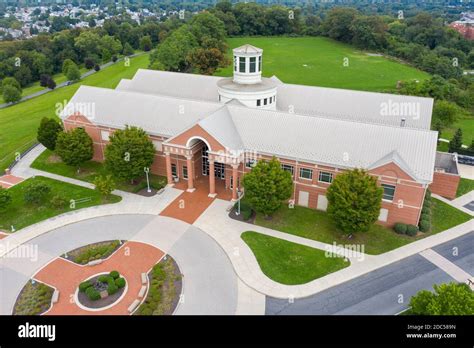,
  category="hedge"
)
[109,270,120,279]
[419,220,431,232]
[406,224,419,236]
[115,277,126,288]
[394,223,407,234]
[79,280,92,292]
[85,286,100,301]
